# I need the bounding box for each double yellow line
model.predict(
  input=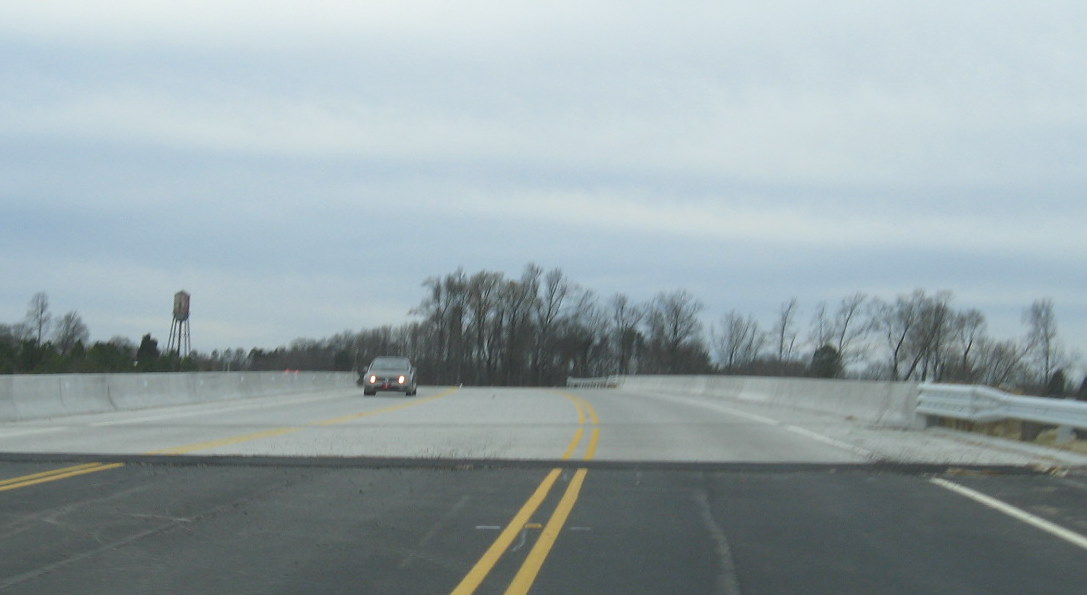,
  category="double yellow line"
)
[148,389,455,455]
[0,387,460,492]
[0,462,125,493]
[2,388,601,592]
[453,391,600,595]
